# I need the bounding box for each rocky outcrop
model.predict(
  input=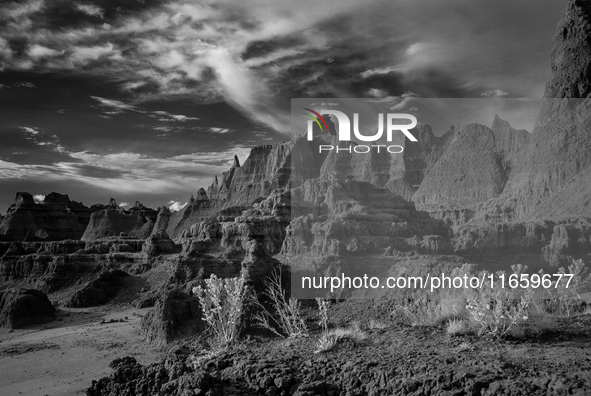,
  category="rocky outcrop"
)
[412,121,530,222]
[0,239,146,293]
[314,125,453,201]
[65,269,128,308]
[164,193,219,239]
[545,0,591,99]
[142,229,178,256]
[0,288,55,328]
[140,289,202,346]
[0,192,94,241]
[286,174,449,258]
[82,199,157,241]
